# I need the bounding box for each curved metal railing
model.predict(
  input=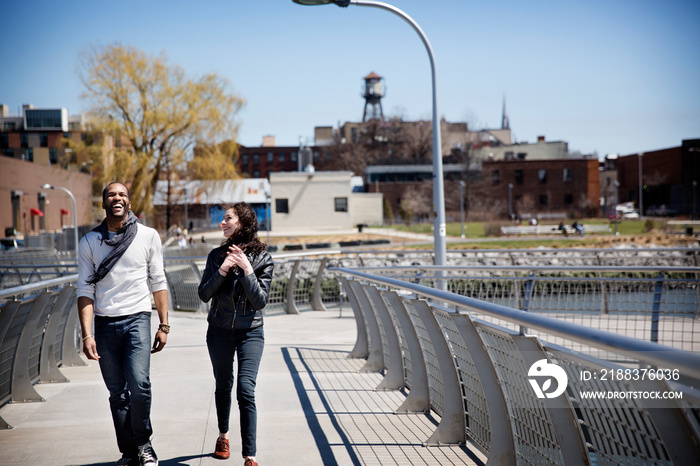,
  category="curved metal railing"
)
[331,267,700,465]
